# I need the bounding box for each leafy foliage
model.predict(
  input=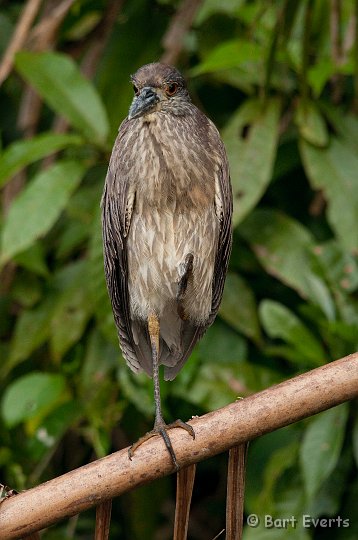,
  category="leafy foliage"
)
[15,51,110,146]
[0,1,357,539]
[1,160,86,263]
